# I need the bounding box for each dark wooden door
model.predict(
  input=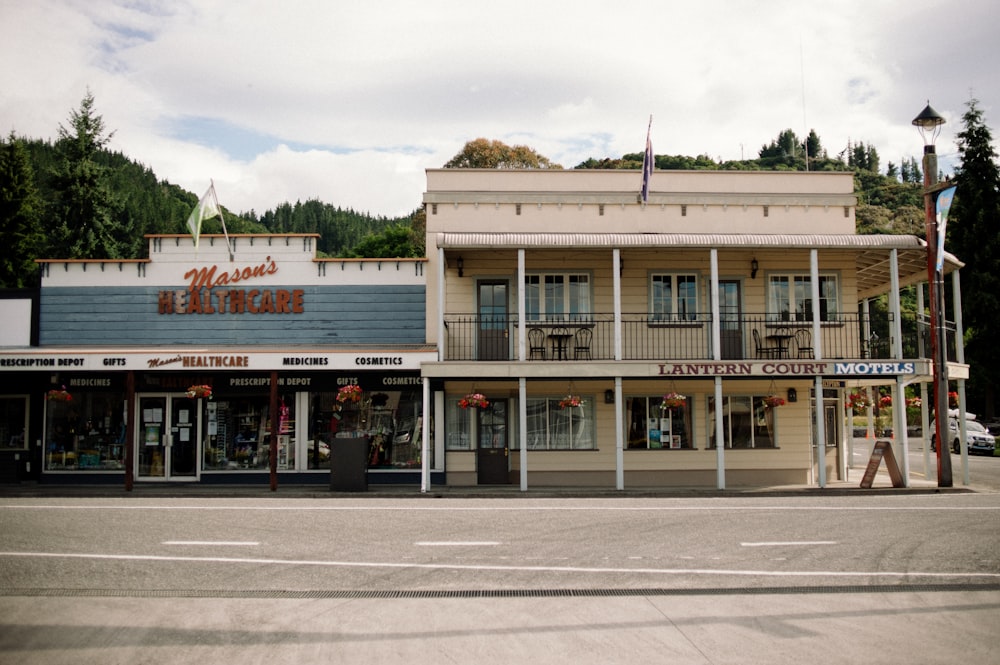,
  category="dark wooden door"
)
[477,399,509,484]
